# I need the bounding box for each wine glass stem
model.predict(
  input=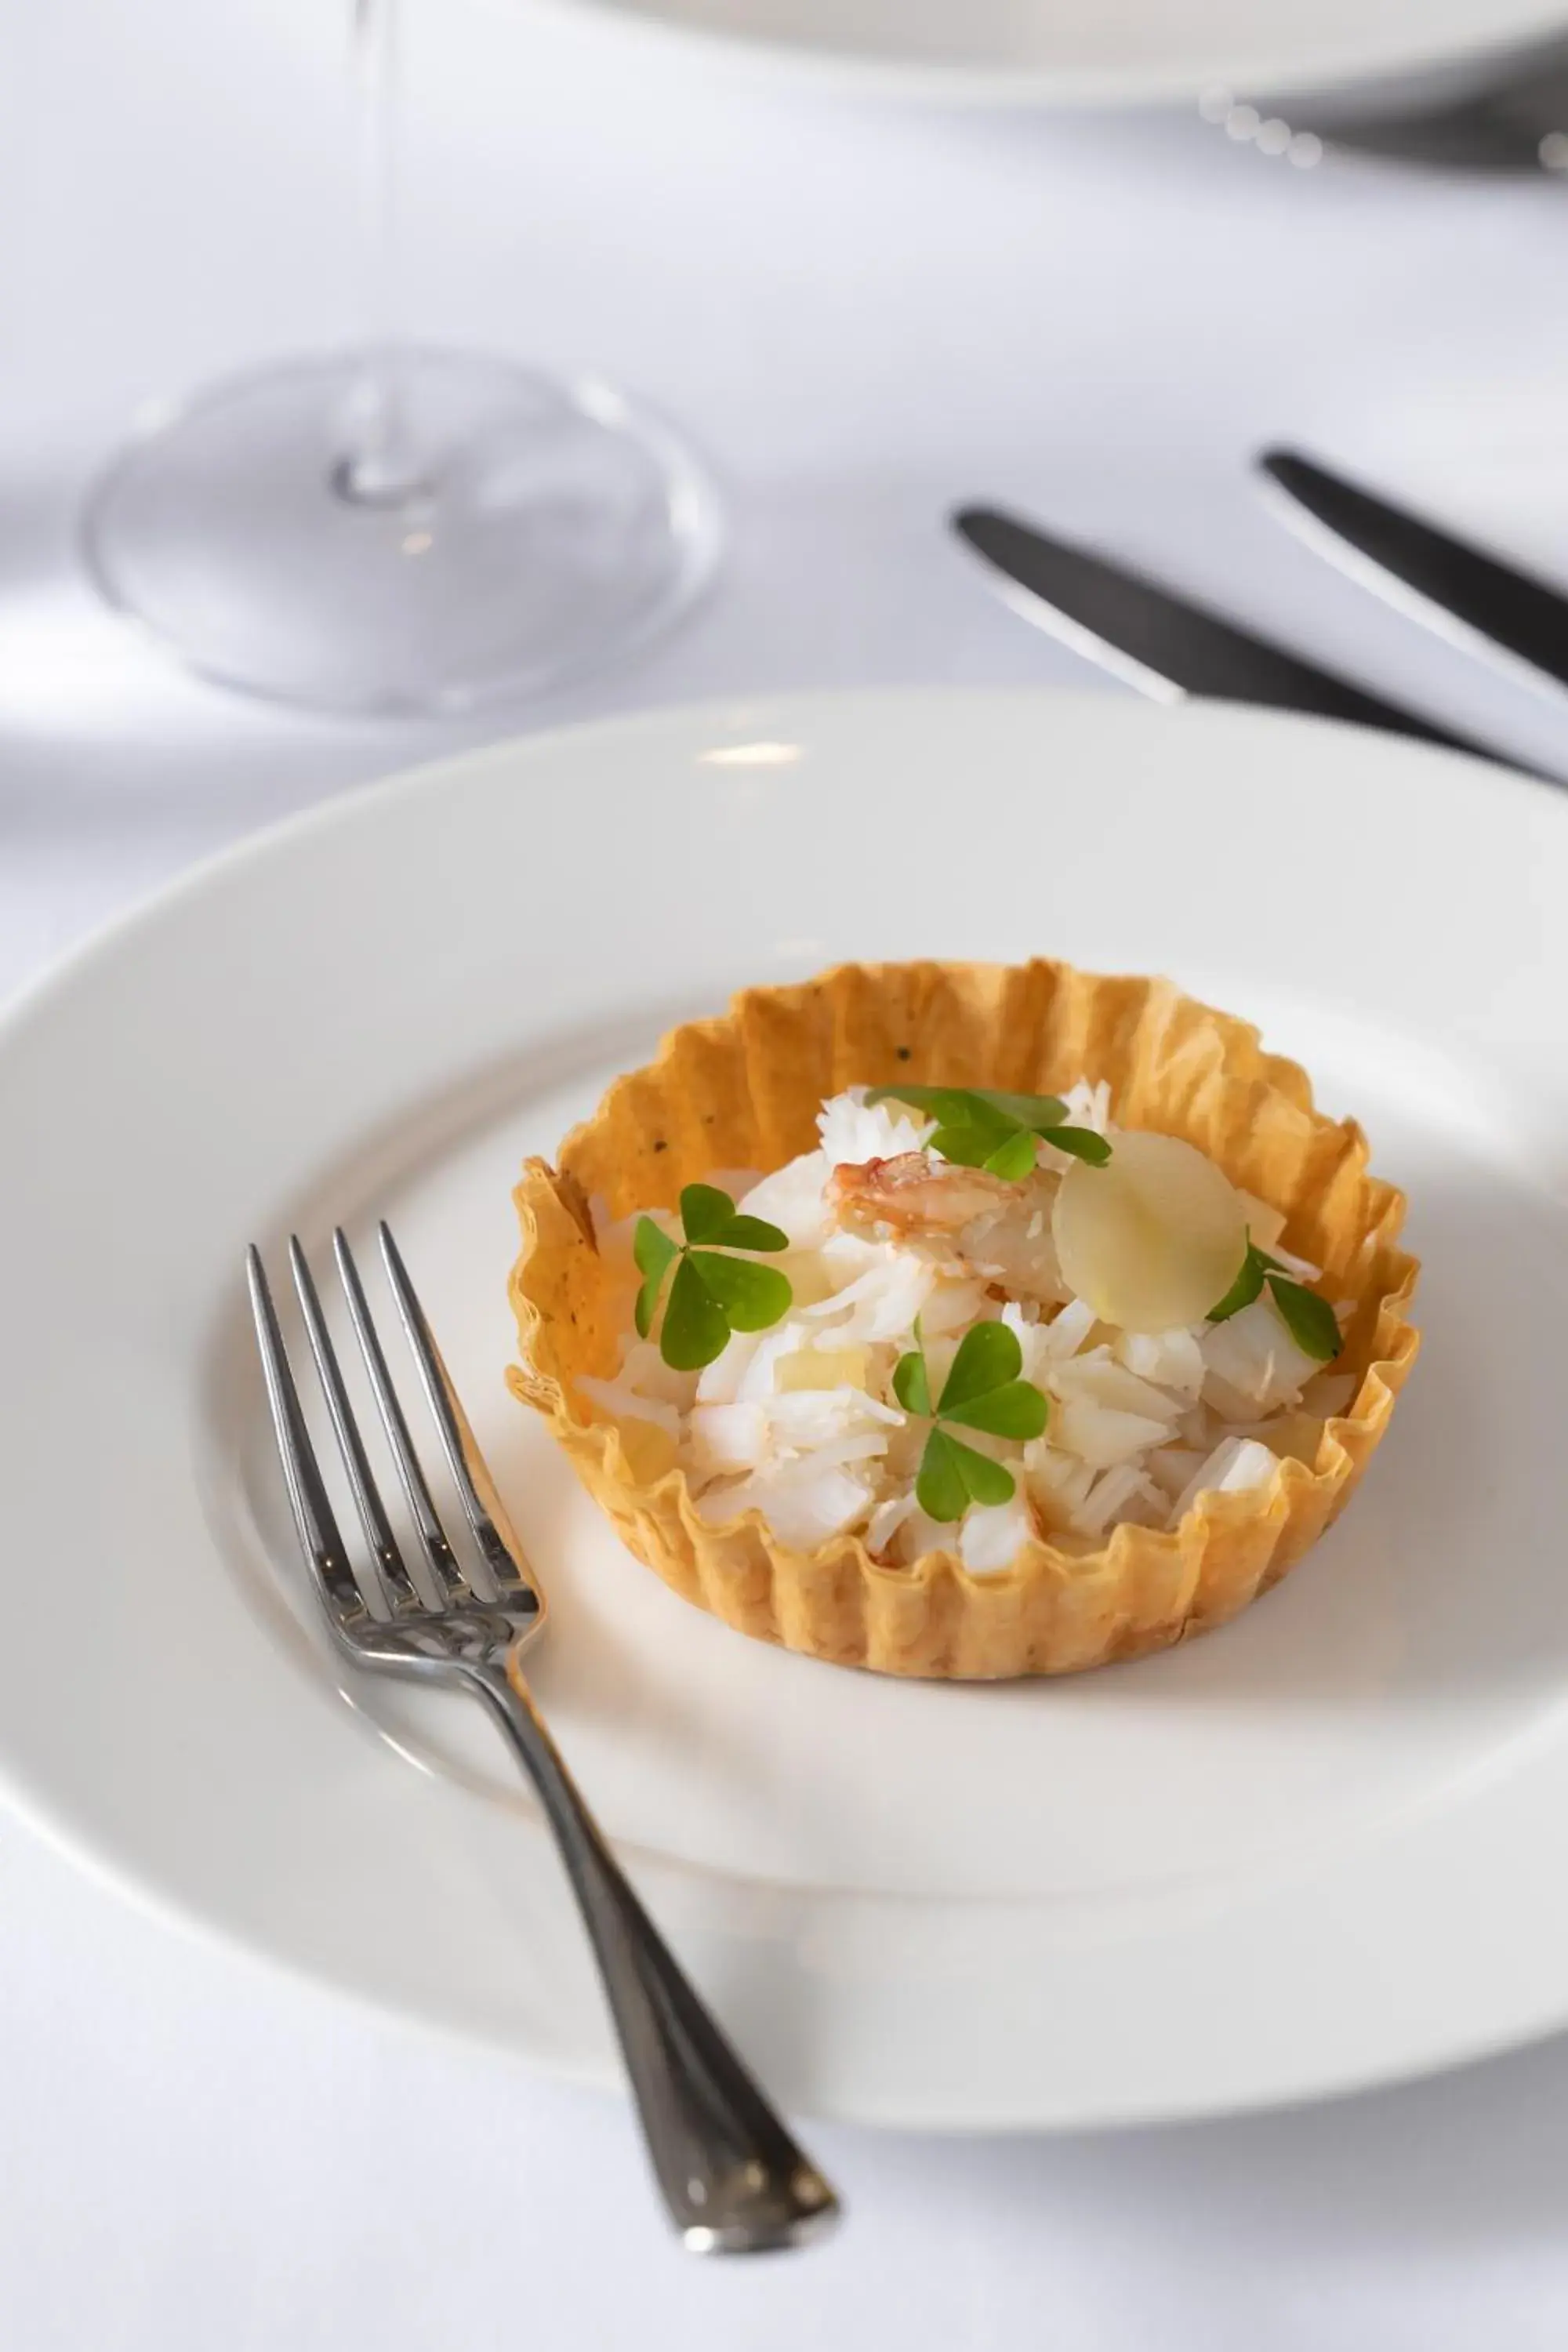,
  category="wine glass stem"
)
[341,0,427,506]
